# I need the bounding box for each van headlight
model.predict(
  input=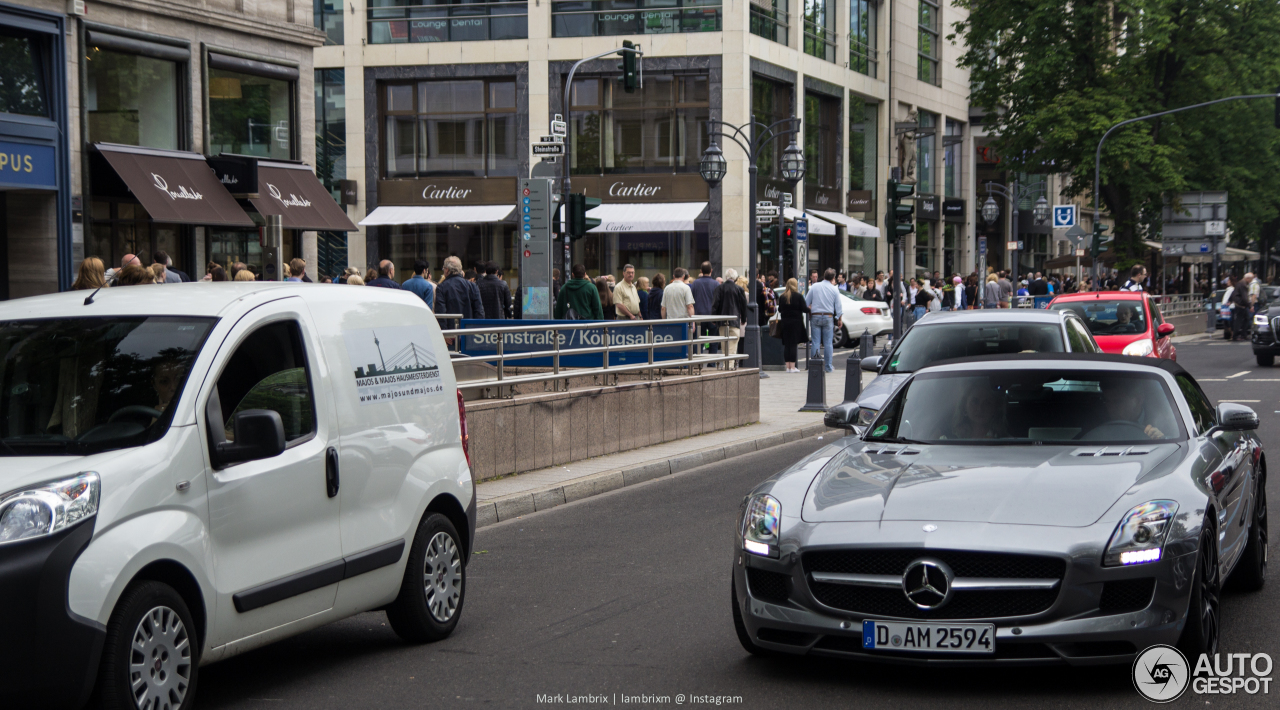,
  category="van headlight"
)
[1122,339,1154,357]
[1104,500,1177,566]
[0,473,100,545]
[741,494,781,558]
